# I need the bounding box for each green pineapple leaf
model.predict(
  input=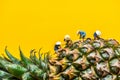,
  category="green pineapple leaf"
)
[6,64,27,78]
[30,49,40,66]
[22,72,34,80]
[5,47,20,64]
[19,47,32,67]
[0,70,13,79]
